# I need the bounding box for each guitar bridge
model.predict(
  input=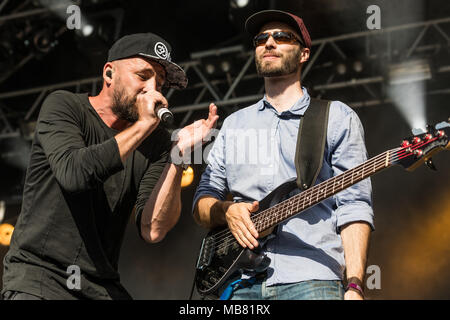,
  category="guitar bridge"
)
[196,236,215,270]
